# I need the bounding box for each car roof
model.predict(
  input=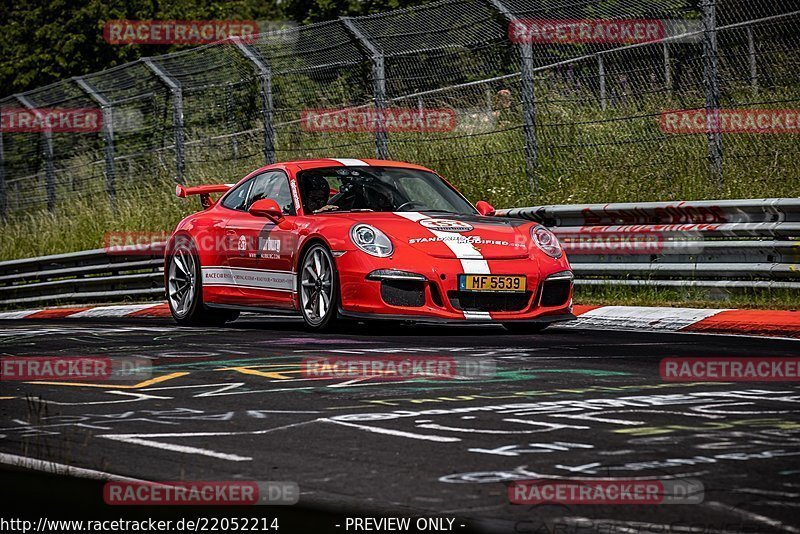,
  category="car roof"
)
[253,158,436,174]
